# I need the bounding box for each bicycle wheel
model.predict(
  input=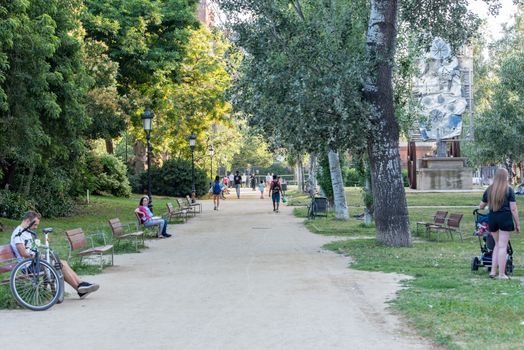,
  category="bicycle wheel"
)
[49,251,65,304]
[9,259,61,311]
